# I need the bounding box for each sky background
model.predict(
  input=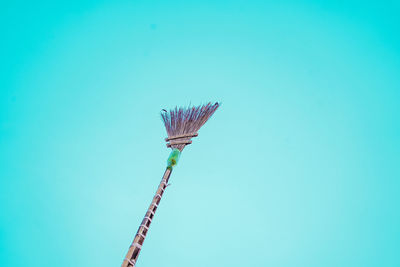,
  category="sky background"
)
[1,0,399,266]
